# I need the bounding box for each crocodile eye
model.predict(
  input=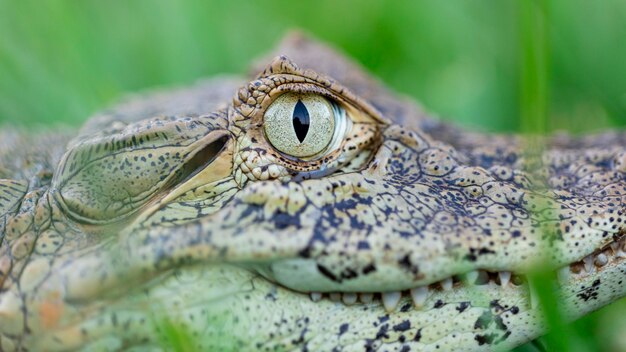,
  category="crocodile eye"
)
[264,92,338,158]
